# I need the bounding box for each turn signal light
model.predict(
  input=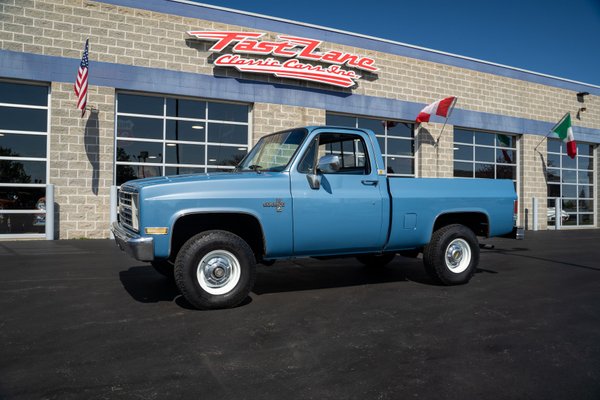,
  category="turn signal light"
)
[145,227,169,235]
